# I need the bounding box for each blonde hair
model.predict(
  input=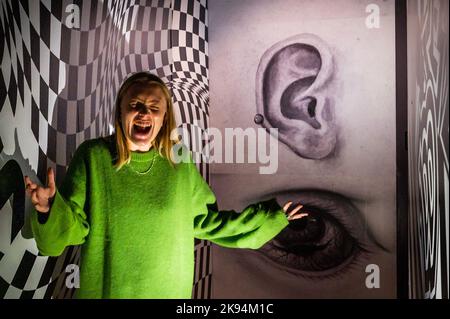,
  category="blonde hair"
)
[113,72,178,171]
